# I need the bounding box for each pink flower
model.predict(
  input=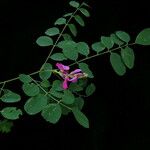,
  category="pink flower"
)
[56,63,87,89]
